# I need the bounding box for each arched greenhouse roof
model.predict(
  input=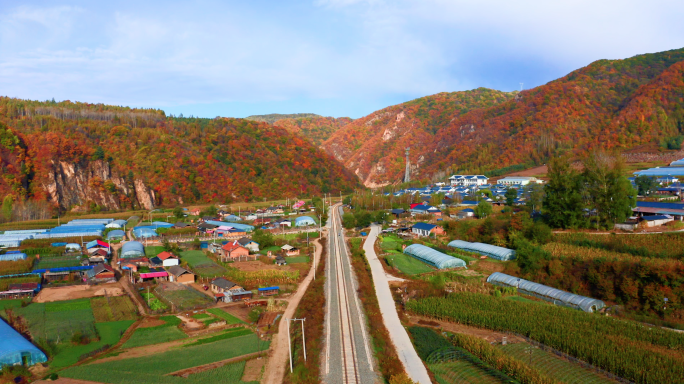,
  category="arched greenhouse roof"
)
[204,221,254,232]
[0,318,47,367]
[106,230,125,240]
[151,221,174,228]
[121,241,145,258]
[486,272,606,313]
[448,240,516,261]
[404,244,465,269]
[294,216,316,227]
[105,220,127,228]
[133,227,157,238]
